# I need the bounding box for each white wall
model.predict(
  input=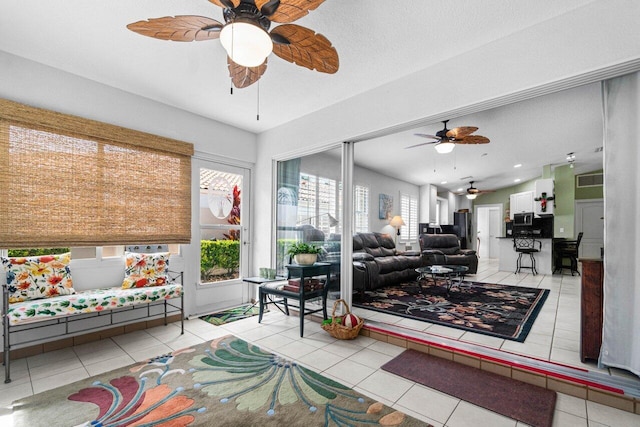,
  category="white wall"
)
[0,51,258,318]
[300,152,420,236]
[253,0,640,272]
